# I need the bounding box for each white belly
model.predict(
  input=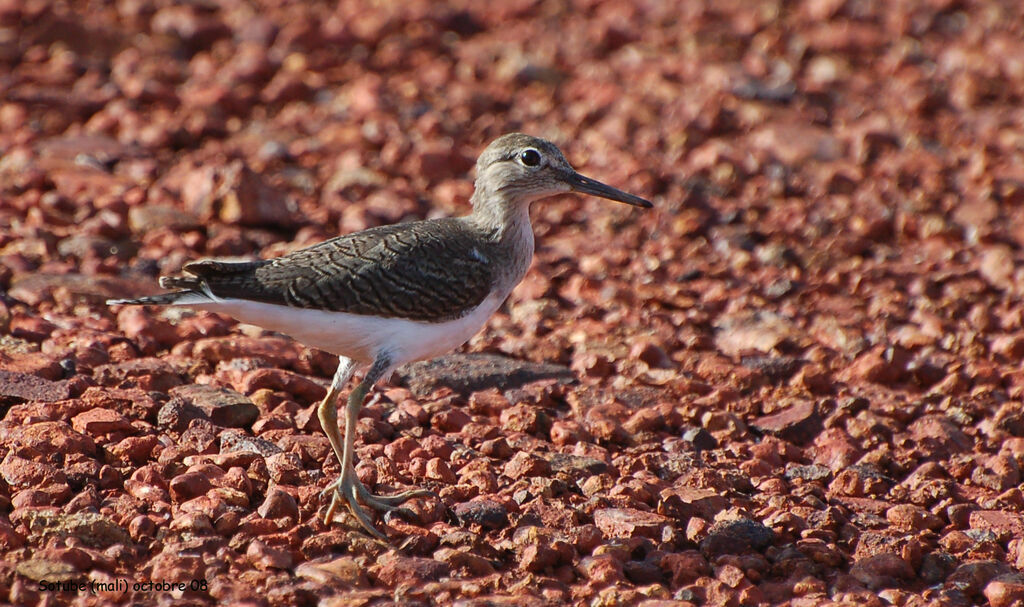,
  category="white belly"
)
[192,294,504,366]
